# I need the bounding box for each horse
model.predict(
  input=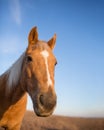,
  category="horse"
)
[0,27,57,130]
